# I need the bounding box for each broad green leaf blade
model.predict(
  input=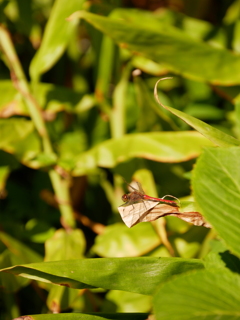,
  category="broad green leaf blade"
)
[192,147,240,257]
[14,313,149,320]
[92,223,161,257]
[69,10,240,85]
[154,78,240,147]
[153,269,240,320]
[104,290,152,312]
[0,257,204,295]
[72,131,213,175]
[30,0,85,81]
[45,229,86,261]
